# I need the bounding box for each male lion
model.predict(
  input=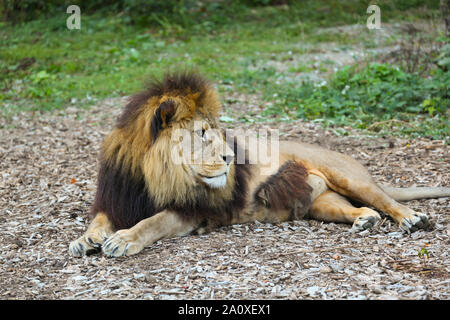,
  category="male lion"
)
[69,72,450,257]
